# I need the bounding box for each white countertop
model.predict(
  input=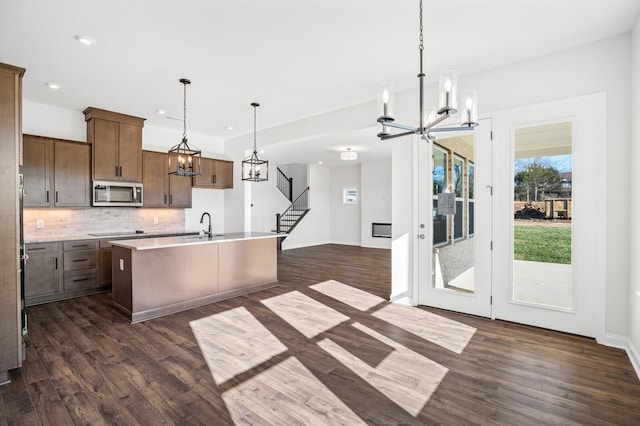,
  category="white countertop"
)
[110,232,284,251]
[25,230,200,244]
